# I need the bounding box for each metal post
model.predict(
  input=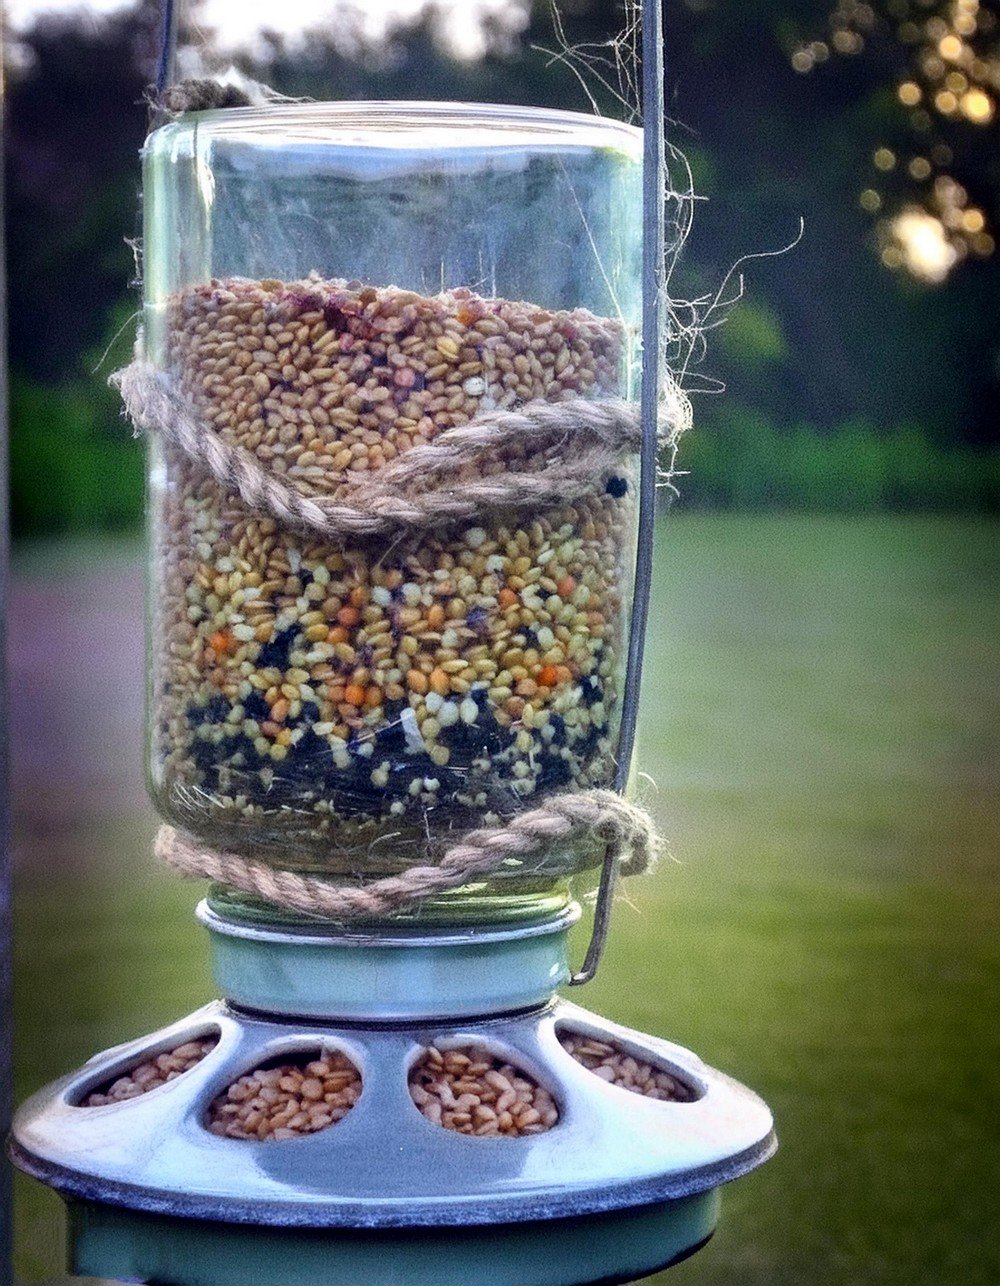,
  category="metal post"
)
[0,23,13,1280]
